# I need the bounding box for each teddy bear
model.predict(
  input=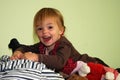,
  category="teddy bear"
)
[67,73,88,80]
